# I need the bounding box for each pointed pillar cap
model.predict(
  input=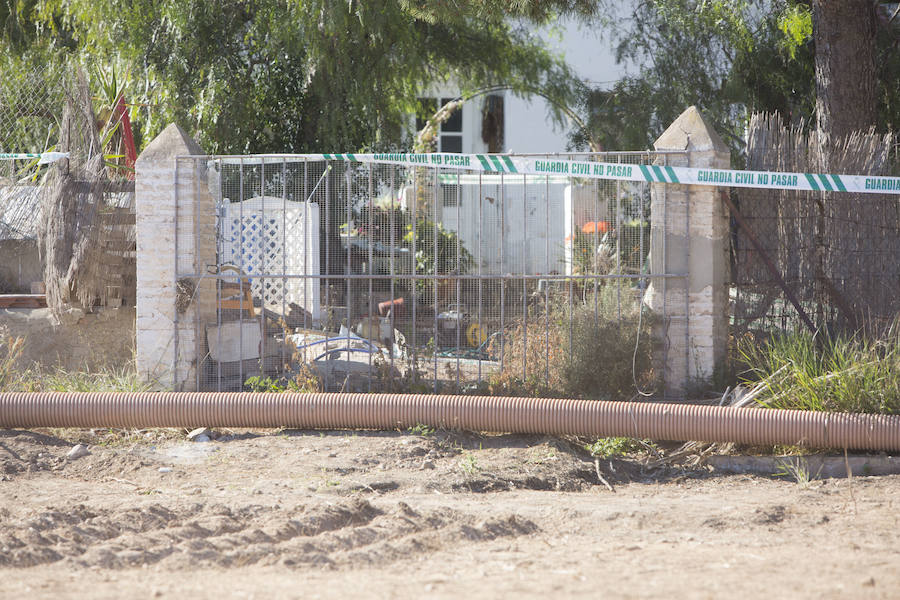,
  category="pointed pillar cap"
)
[654,106,728,153]
[136,123,204,165]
